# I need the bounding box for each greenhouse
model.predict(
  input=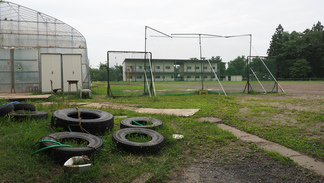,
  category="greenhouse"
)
[0,1,90,93]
